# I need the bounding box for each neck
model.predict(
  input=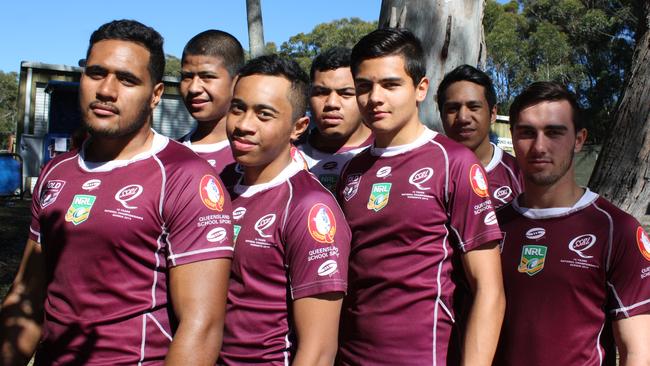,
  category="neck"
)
[475,140,494,167]
[311,124,372,153]
[85,126,154,162]
[374,118,424,148]
[242,148,292,186]
[191,117,228,144]
[521,172,584,209]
